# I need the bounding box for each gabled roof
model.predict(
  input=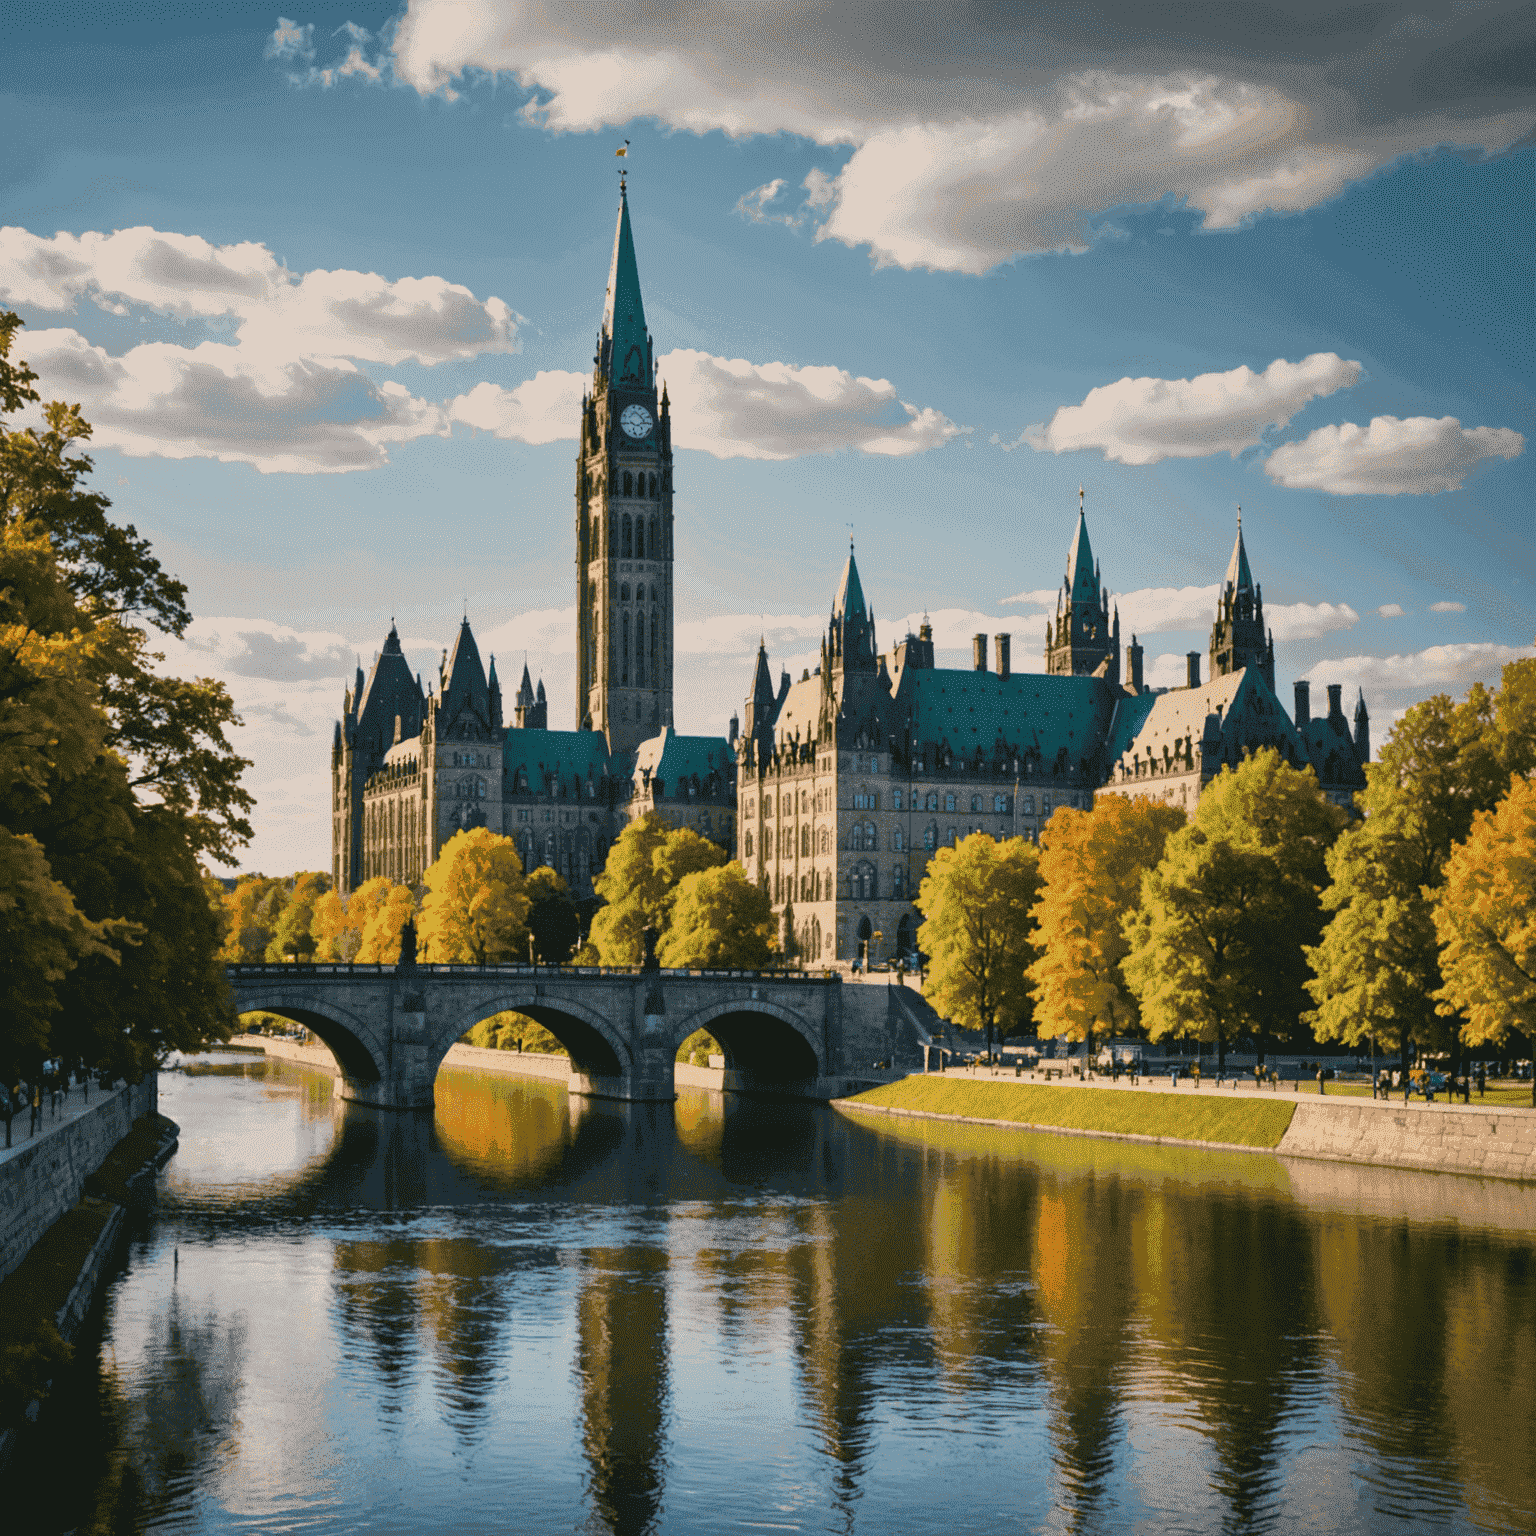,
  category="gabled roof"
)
[906,667,1116,769]
[1066,508,1098,604]
[631,725,733,790]
[443,618,489,714]
[502,728,612,790]
[602,185,649,386]
[1106,667,1307,772]
[353,622,422,750]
